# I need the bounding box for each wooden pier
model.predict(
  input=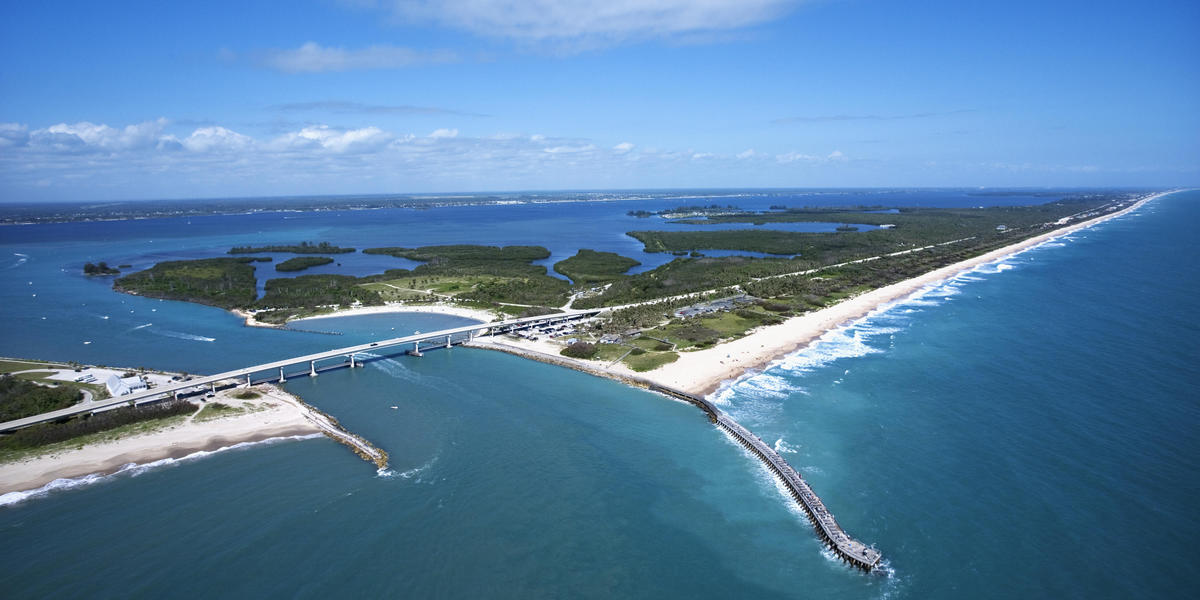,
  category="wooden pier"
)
[650,385,882,572]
